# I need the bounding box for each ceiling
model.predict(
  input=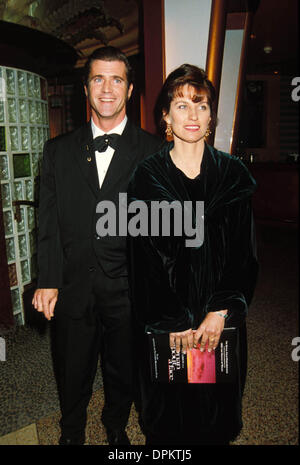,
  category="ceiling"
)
[0,0,140,68]
[0,0,298,74]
